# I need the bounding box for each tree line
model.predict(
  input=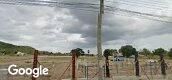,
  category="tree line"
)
[103,45,172,58]
[40,45,172,58]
